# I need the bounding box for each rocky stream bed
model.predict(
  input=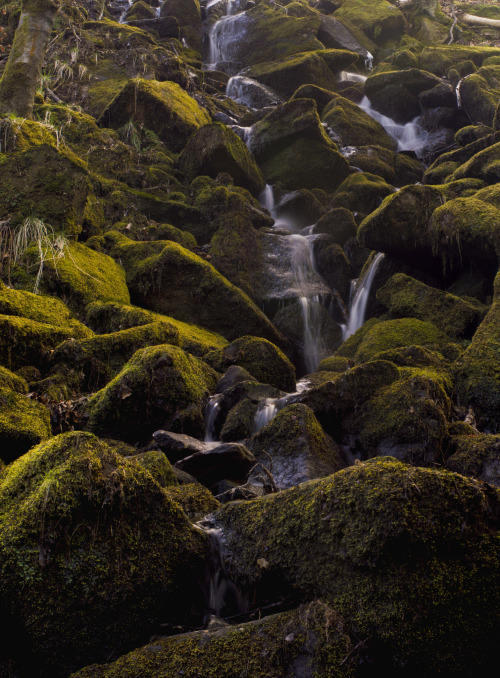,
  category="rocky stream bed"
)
[0,0,500,675]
